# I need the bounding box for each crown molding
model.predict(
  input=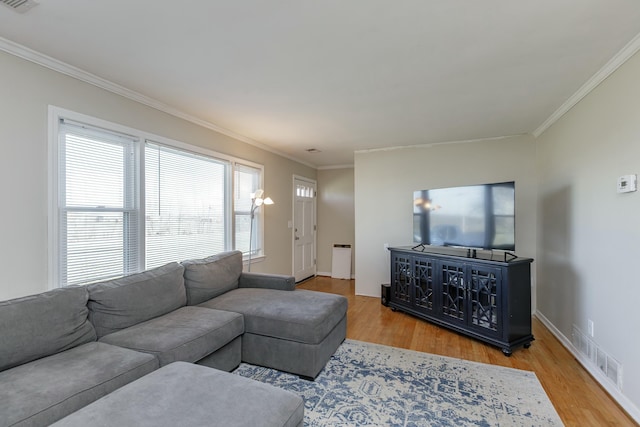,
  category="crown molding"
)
[6,29,640,168]
[0,36,317,169]
[533,31,640,137]
[354,134,528,155]
[317,164,354,170]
